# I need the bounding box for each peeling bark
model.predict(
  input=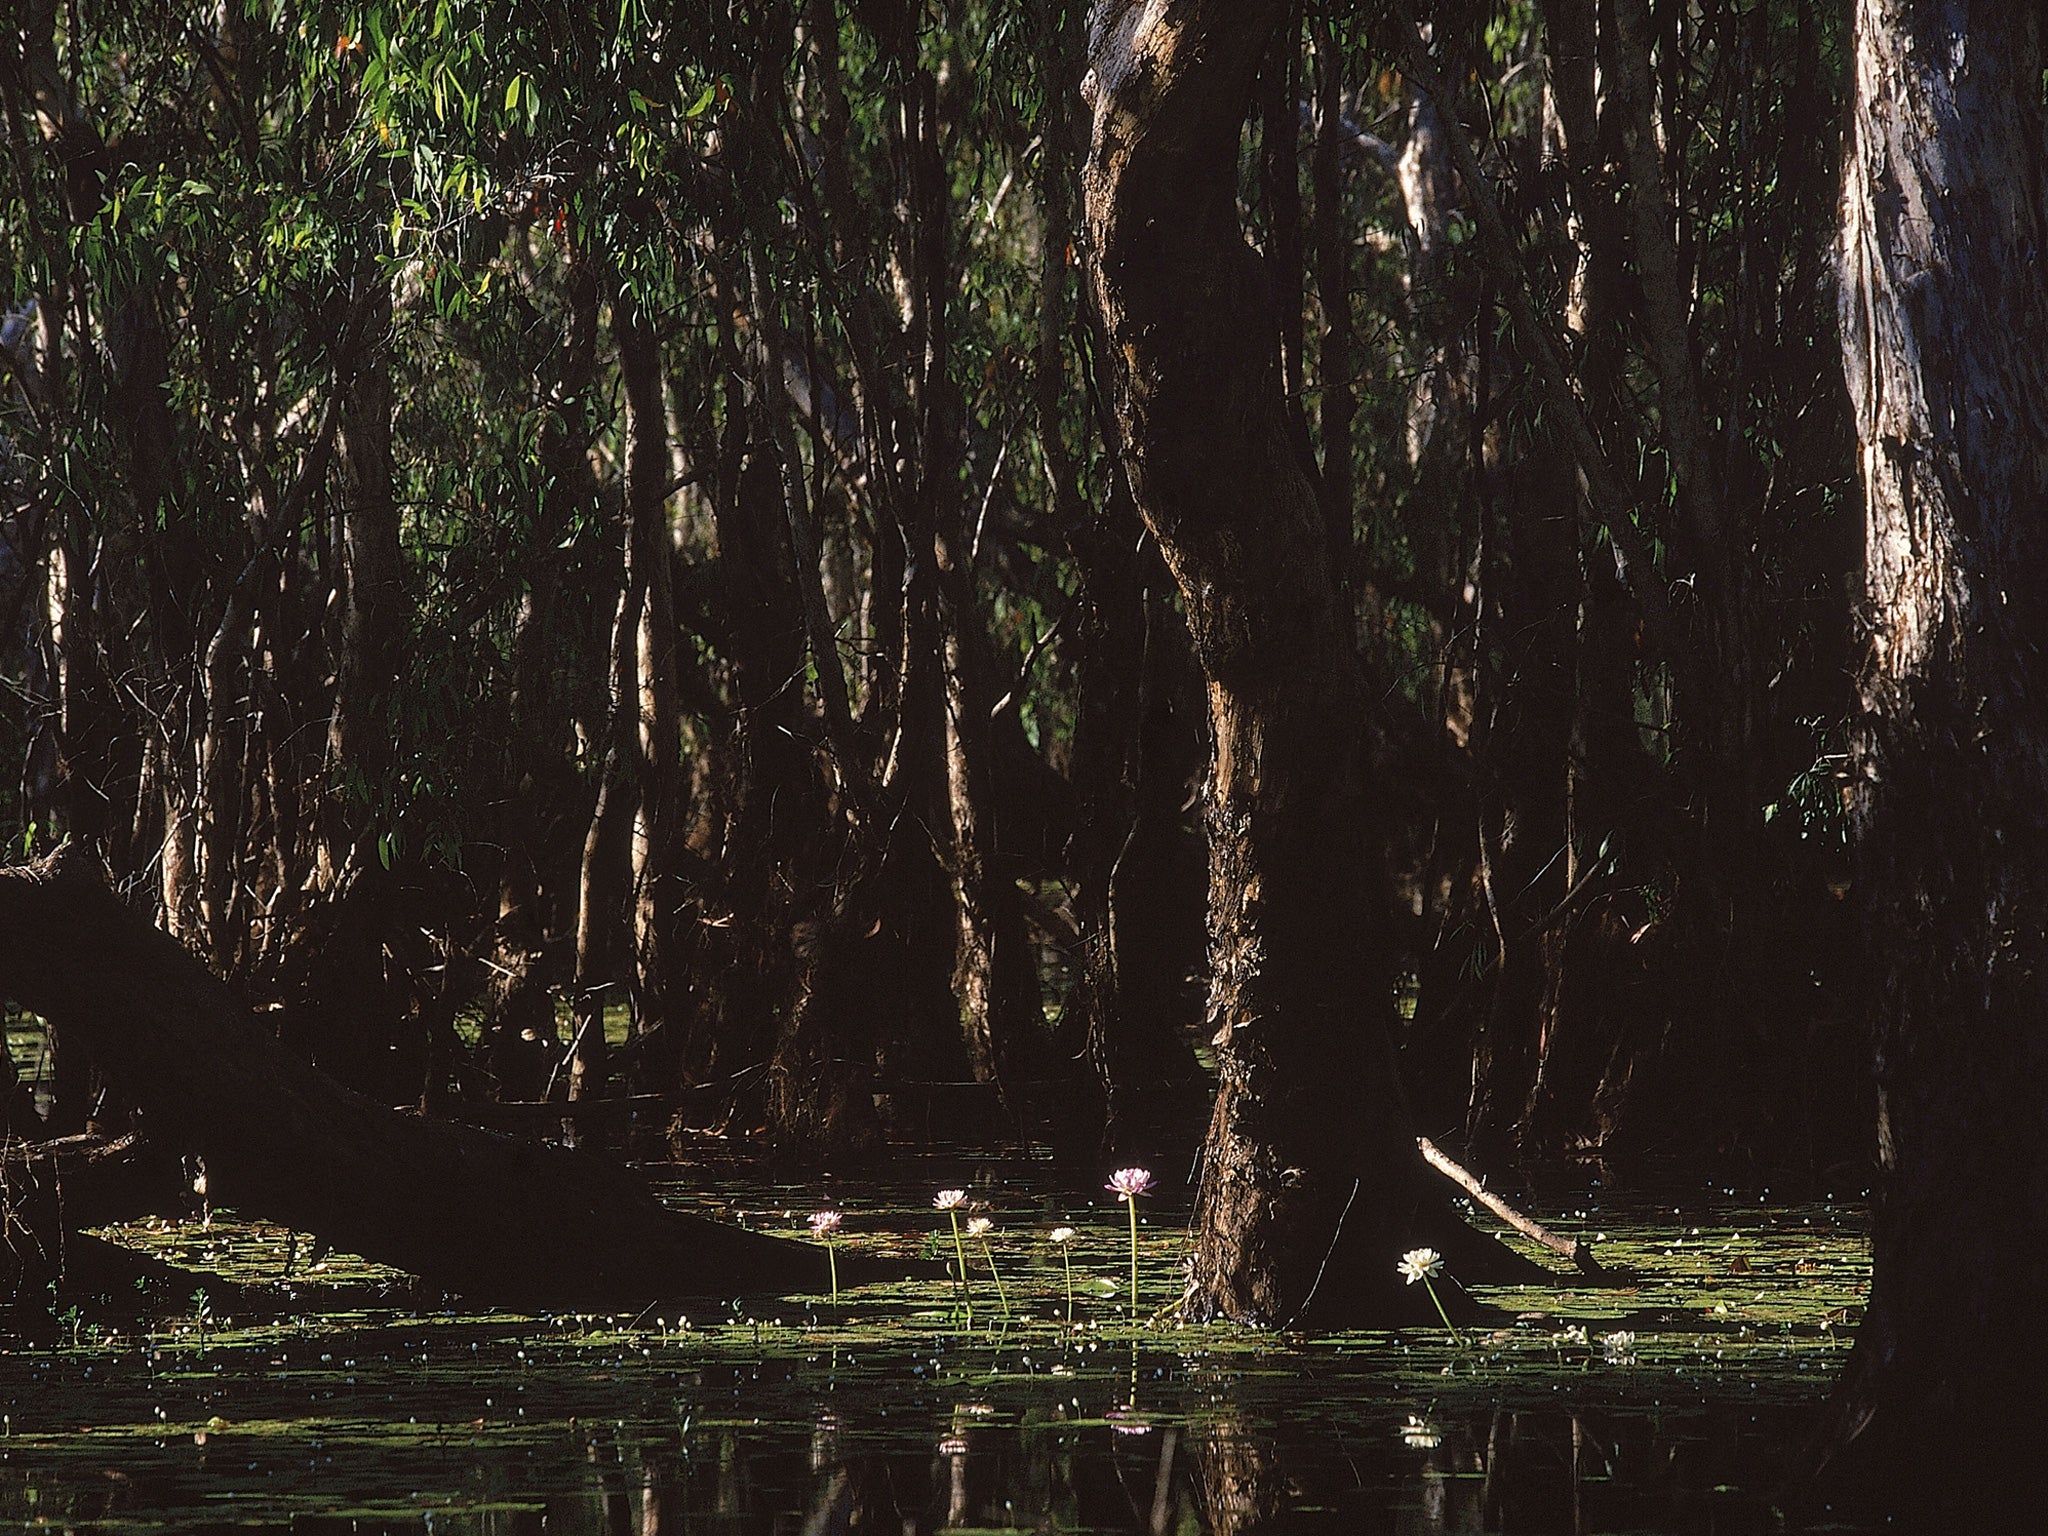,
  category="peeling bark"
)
[1818,0,2048,1510]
